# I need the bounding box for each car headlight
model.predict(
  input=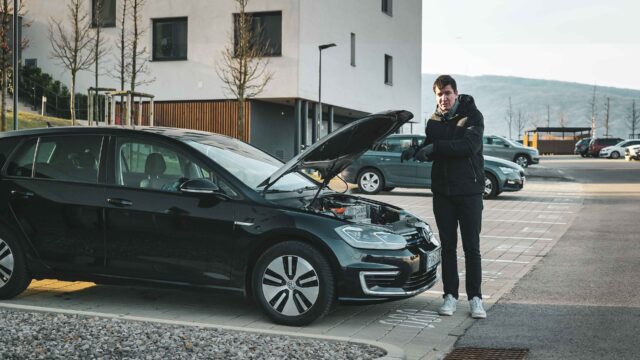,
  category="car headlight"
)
[422,223,440,247]
[335,225,407,250]
[499,166,517,174]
